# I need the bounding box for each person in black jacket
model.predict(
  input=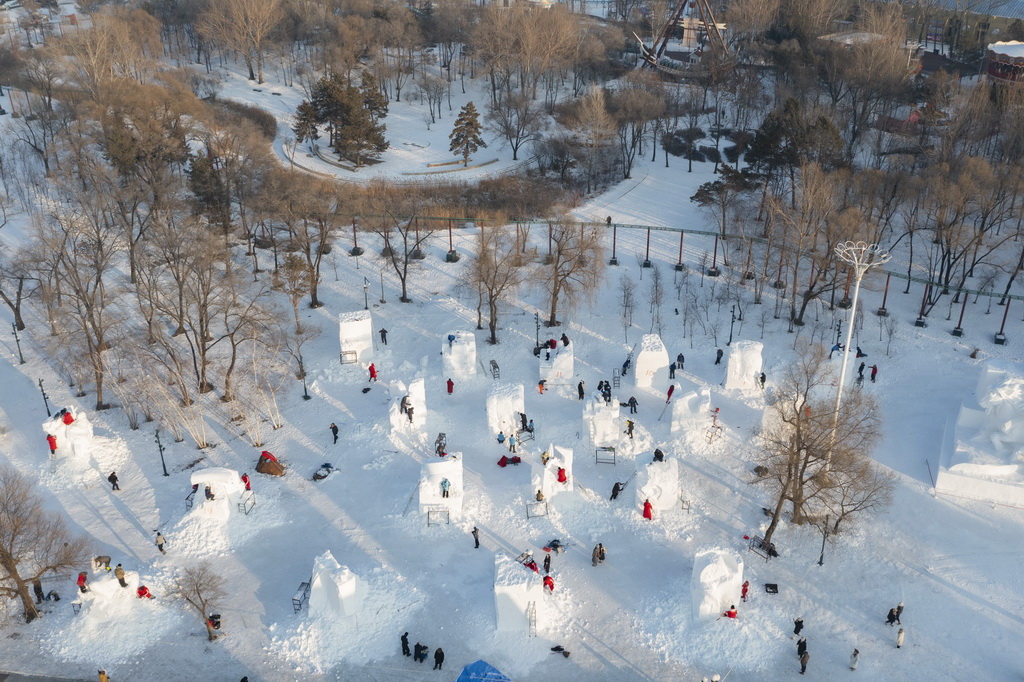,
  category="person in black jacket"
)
[401,632,411,657]
[433,647,445,670]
